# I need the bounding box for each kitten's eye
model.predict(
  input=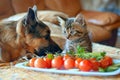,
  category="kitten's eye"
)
[76,31,83,34]
[63,28,67,34]
[70,30,76,35]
